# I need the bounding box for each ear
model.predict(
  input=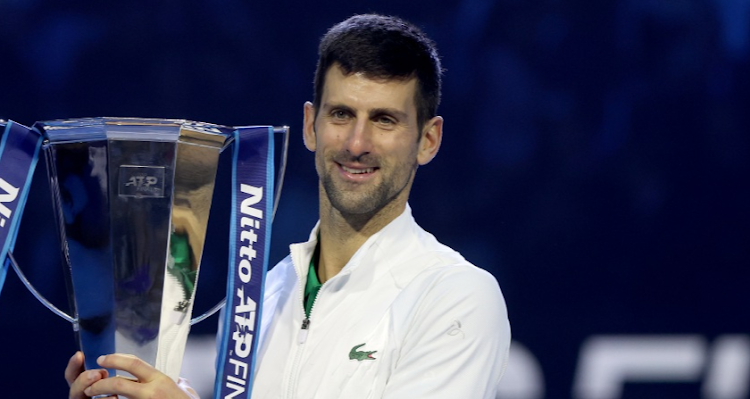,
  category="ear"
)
[303,101,317,152]
[417,116,443,165]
